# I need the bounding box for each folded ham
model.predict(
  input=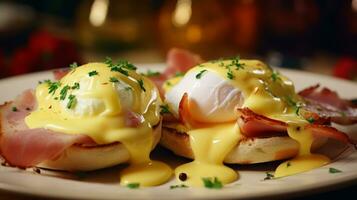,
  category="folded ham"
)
[0,90,95,168]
